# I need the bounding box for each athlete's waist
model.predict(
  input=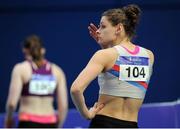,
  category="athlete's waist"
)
[97,111,138,122]
[19,112,57,124]
[19,97,54,114]
[92,114,138,126]
[19,106,55,116]
[97,94,141,119]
